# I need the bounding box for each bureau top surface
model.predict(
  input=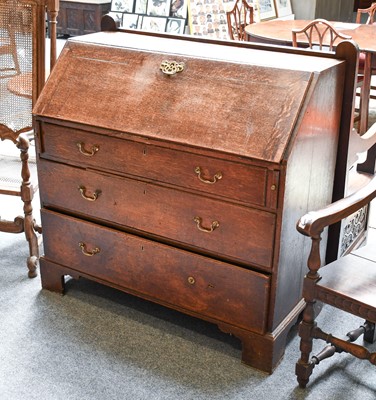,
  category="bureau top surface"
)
[34,31,345,163]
